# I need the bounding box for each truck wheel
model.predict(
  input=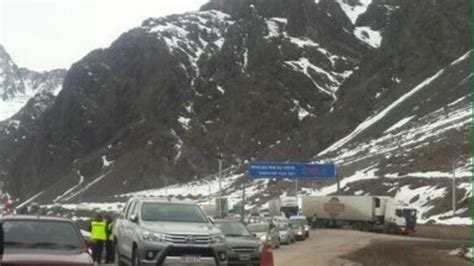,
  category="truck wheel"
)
[362,223,372,232]
[389,224,400,235]
[384,223,399,235]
